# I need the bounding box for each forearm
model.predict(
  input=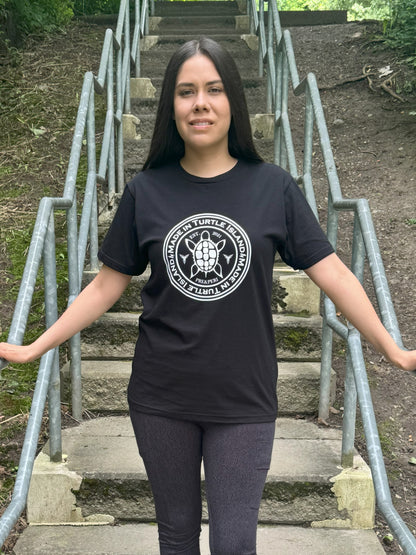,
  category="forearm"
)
[327,274,398,360]
[305,254,413,369]
[0,265,132,363]
[31,278,123,356]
